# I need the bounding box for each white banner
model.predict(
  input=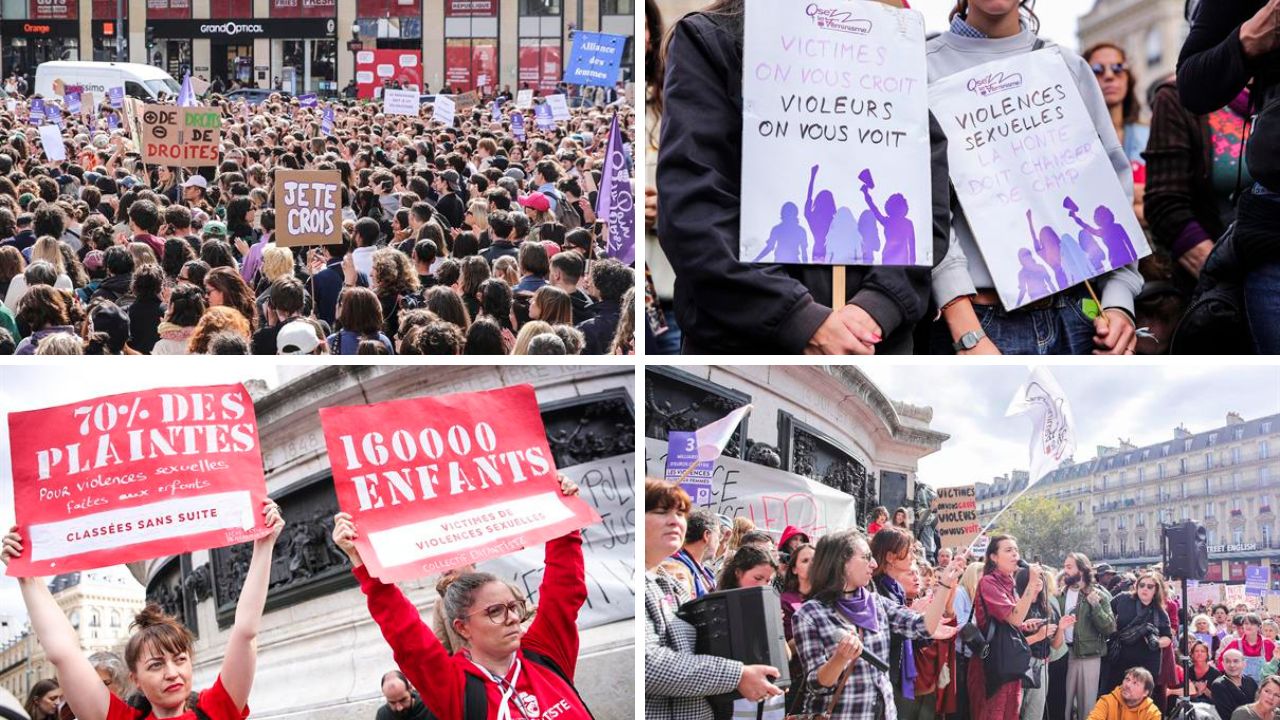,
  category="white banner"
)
[383,88,421,117]
[740,0,932,266]
[482,453,634,630]
[547,94,571,121]
[930,48,1150,309]
[433,95,456,127]
[516,89,534,109]
[645,439,858,539]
